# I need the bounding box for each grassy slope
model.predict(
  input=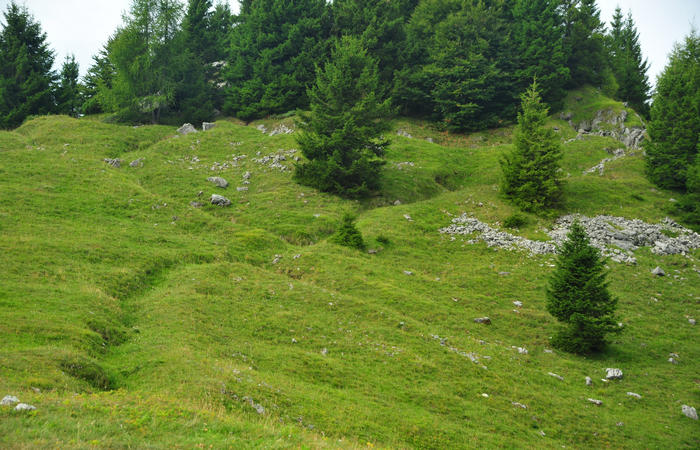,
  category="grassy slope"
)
[0,106,697,449]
